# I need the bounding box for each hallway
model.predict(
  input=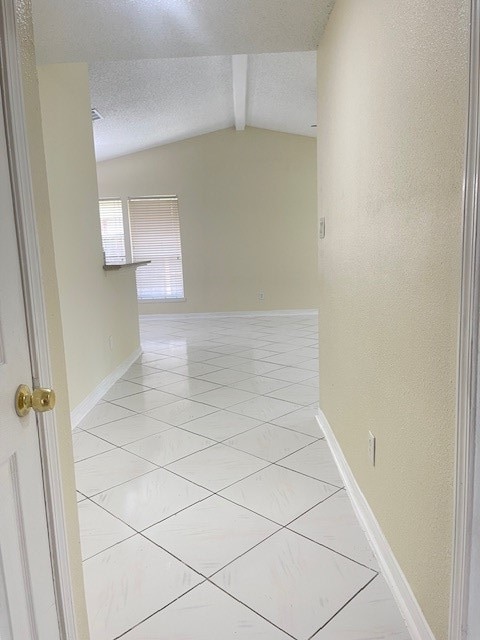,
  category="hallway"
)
[73,314,410,639]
